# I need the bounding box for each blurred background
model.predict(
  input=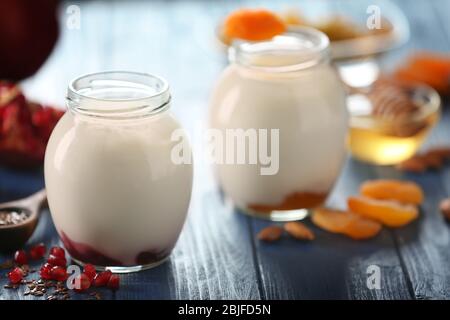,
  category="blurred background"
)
[1,0,449,170]
[1,0,450,300]
[1,0,444,104]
